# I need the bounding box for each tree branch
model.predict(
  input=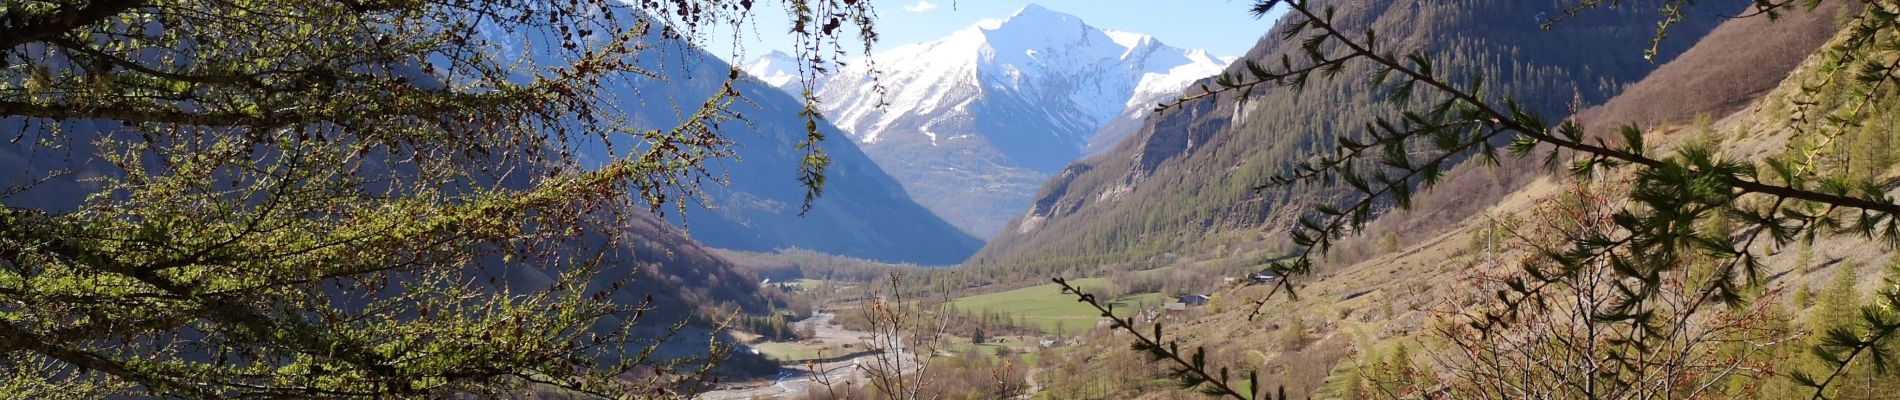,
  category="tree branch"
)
[0,0,144,51]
